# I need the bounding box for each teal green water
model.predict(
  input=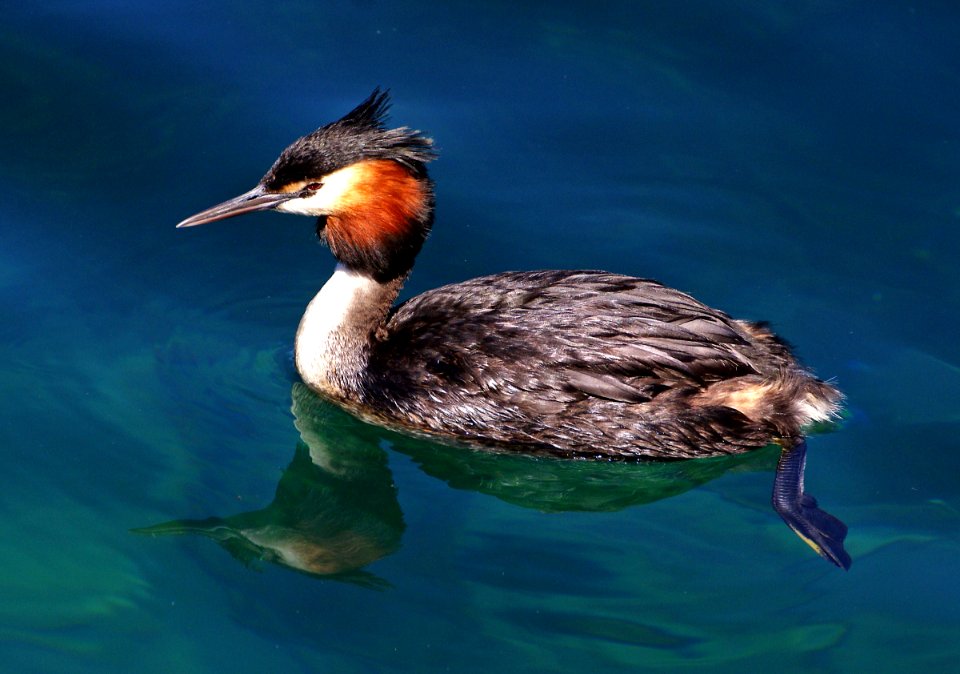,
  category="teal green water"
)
[3,2,959,672]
